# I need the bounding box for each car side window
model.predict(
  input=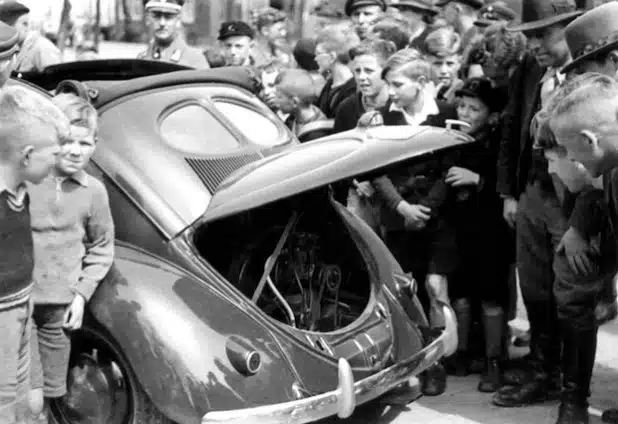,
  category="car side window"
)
[160,103,240,155]
[213,101,285,147]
